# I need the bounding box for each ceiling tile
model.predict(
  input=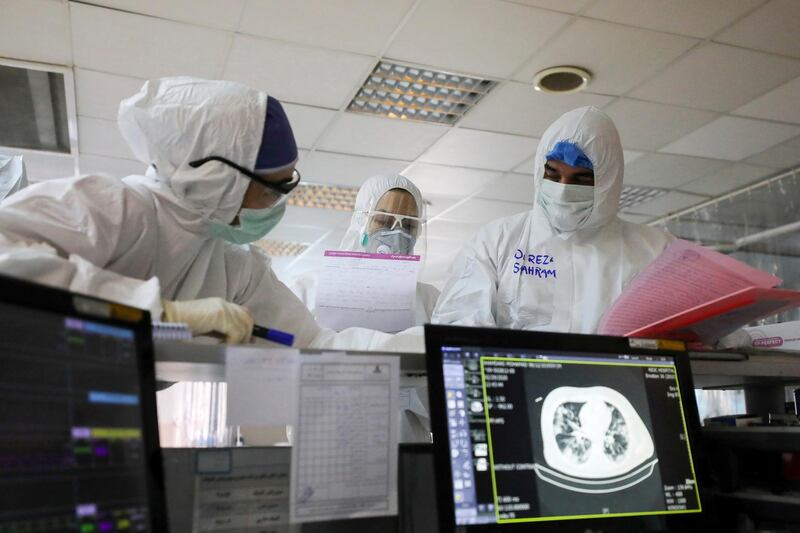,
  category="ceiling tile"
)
[75,69,145,121]
[623,150,646,164]
[0,147,75,181]
[678,163,773,195]
[427,219,481,242]
[475,173,535,204]
[509,0,593,13]
[618,212,655,224]
[282,104,337,149]
[733,76,800,125]
[604,99,718,151]
[298,151,411,188]
[424,194,462,219]
[77,117,135,160]
[660,116,800,161]
[513,154,537,175]
[584,0,763,39]
[70,3,231,79]
[0,0,71,65]
[513,18,697,95]
[386,0,570,78]
[265,223,329,245]
[239,0,414,55]
[316,113,448,160]
[224,35,373,109]
[78,153,146,178]
[402,163,502,198]
[717,0,800,58]
[440,198,529,225]
[459,82,613,137]
[419,129,536,171]
[745,135,800,168]
[624,153,729,188]
[630,43,800,112]
[77,0,246,30]
[627,191,708,217]
[281,205,352,229]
